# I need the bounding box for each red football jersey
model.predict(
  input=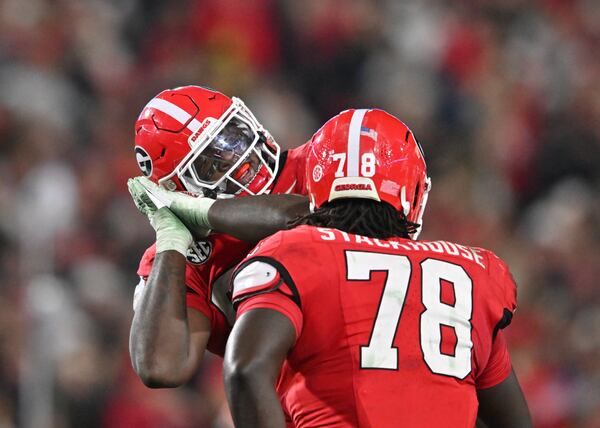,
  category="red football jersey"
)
[265,141,309,196]
[232,225,518,428]
[135,143,309,356]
